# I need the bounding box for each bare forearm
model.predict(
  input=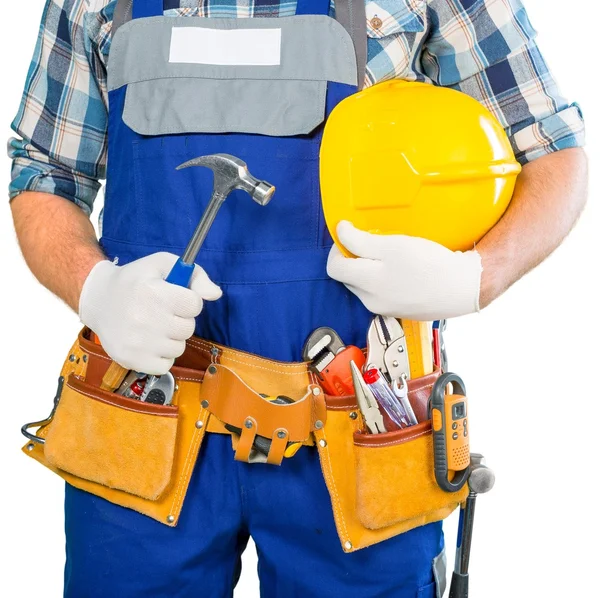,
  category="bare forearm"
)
[477,148,588,307]
[10,192,106,312]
